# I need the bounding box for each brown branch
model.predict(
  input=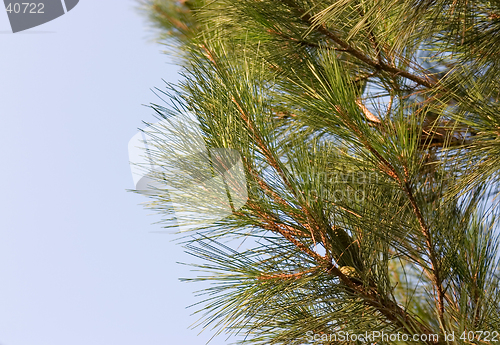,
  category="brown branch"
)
[281,0,437,88]
[231,96,325,239]
[265,213,327,264]
[403,182,446,329]
[265,217,441,344]
[239,118,334,257]
[231,96,293,189]
[257,267,319,281]
[243,156,292,210]
[235,200,308,240]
